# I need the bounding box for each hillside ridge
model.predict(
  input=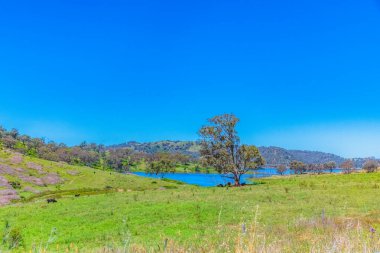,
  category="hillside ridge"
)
[109,140,372,166]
